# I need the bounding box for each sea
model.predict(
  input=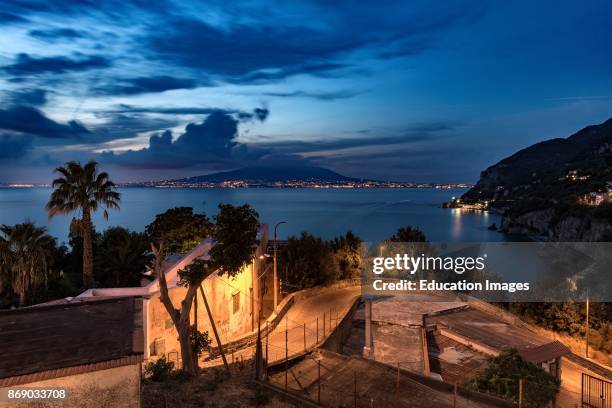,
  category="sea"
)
[0,187,506,244]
